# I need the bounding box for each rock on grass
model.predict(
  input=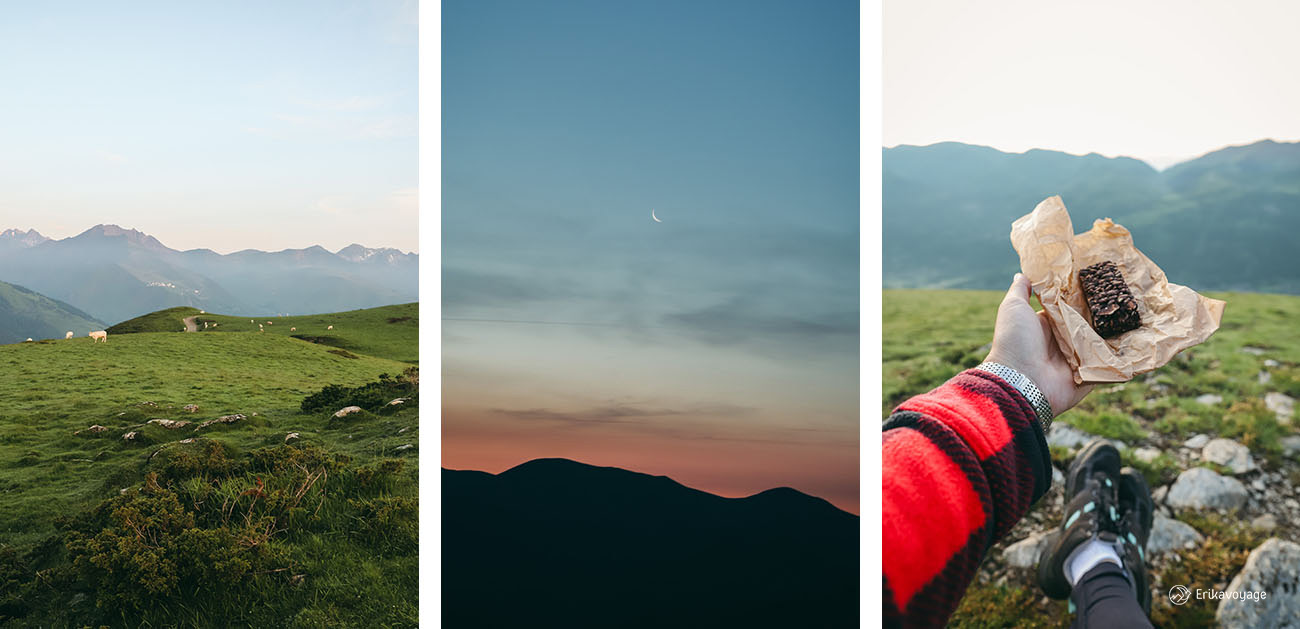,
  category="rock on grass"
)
[1201,438,1258,475]
[1216,538,1300,628]
[1166,467,1249,511]
[1147,514,1203,555]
